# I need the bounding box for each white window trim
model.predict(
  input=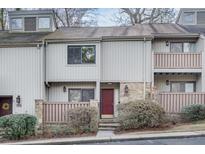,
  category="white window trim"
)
[183,12,196,25]
[38,16,51,30]
[11,17,23,31]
